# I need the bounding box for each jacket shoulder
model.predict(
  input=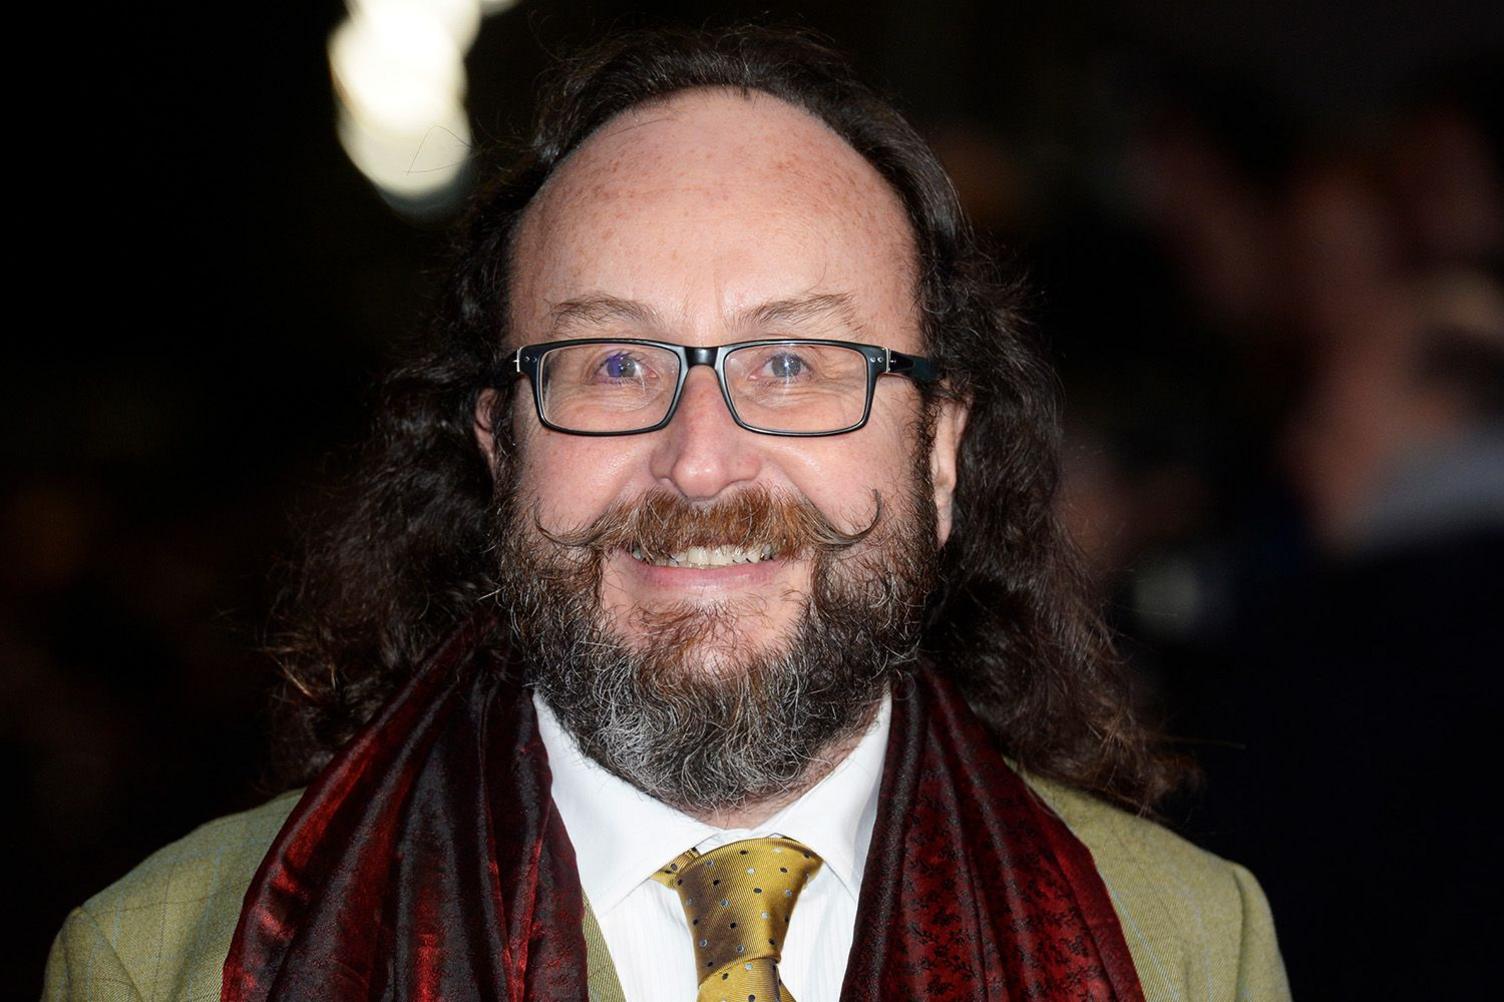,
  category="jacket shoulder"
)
[44,791,300,1002]
[1023,775,1290,1002]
